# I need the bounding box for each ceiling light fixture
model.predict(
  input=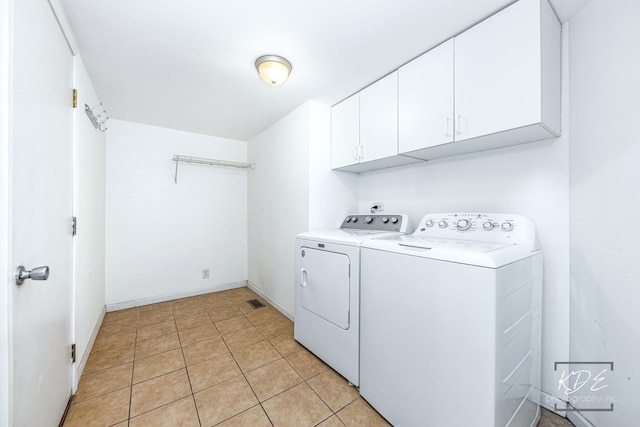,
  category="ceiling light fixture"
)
[255,55,292,86]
